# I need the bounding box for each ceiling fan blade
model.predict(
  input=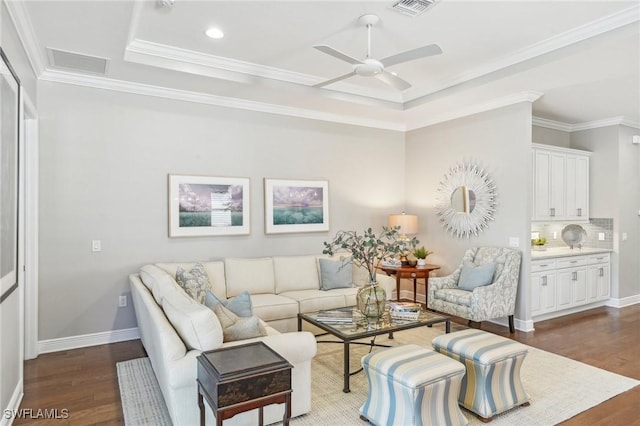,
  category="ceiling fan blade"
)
[313,71,357,88]
[380,44,442,68]
[376,71,412,91]
[314,45,363,65]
